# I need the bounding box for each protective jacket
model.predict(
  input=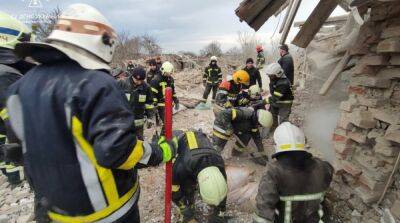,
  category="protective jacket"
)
[268,77,294,107]
[213,107,263,152]
[147,68,161,83]
[203,64,222,85]
[254,154,333,223]
[6,54,166,223]
[150,74,178,107]
[278,53,294,85]
[172,131,226,208]
[243,67,262,89]
[236,91,267,111]
[120,77,155,128]
[215,80,242,109]
[256,52,266,70]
